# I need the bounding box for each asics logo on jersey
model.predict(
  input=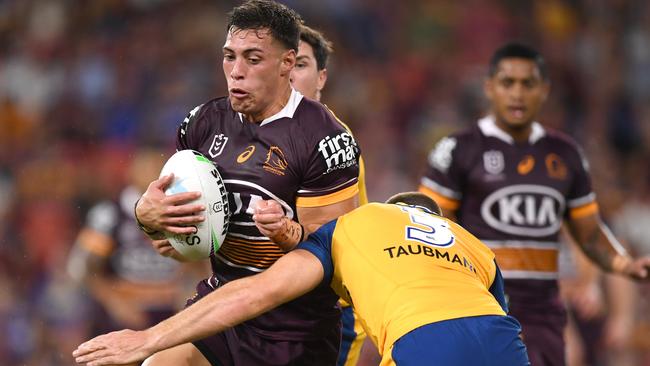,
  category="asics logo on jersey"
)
[317,132,358,174]
[517,155,535,175]
[237,145,256,163]
[481,185,565,237]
